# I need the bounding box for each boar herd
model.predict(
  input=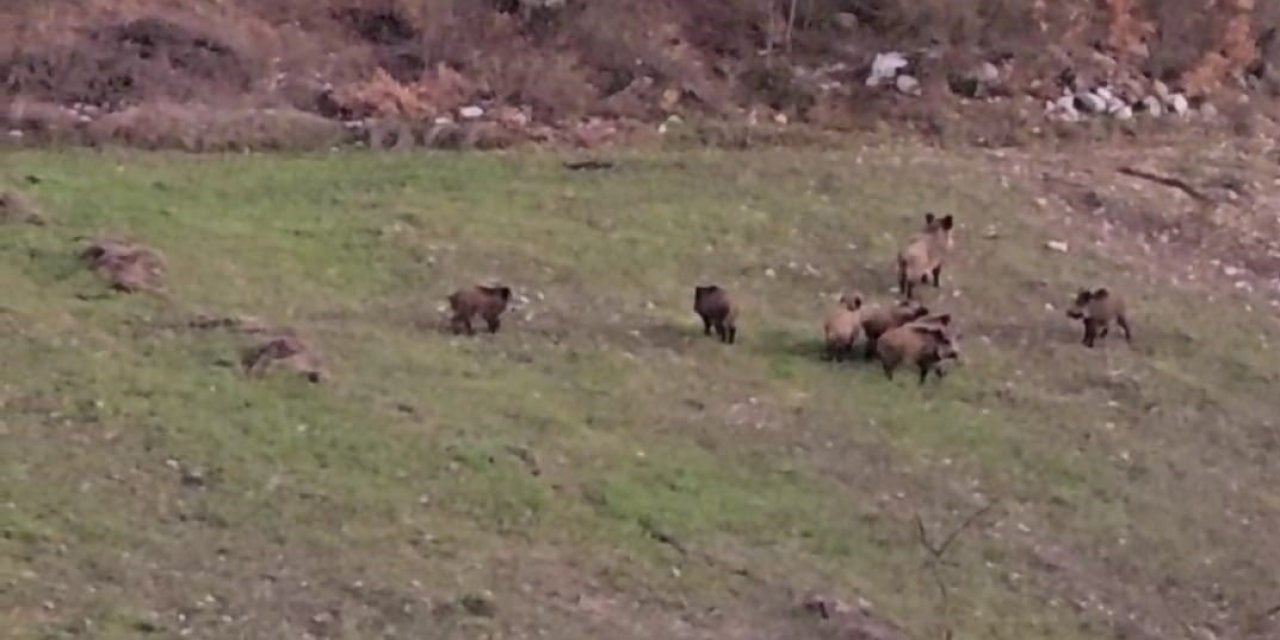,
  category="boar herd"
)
[447,212,1133,387]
